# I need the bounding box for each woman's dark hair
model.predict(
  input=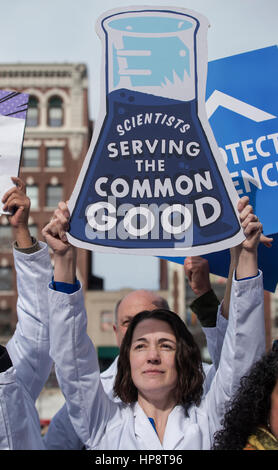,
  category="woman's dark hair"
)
[114,308,204,413]
[212,349,278,450]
